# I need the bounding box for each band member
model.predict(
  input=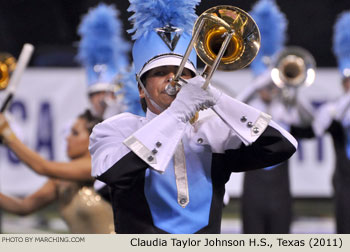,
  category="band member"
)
[238,0,292,234]
[89,0,297,234]
[77,3,143,120]
[0,110,114,233]
[238,0,315,234]
[310,11,350,233]
[77,3,143,201]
